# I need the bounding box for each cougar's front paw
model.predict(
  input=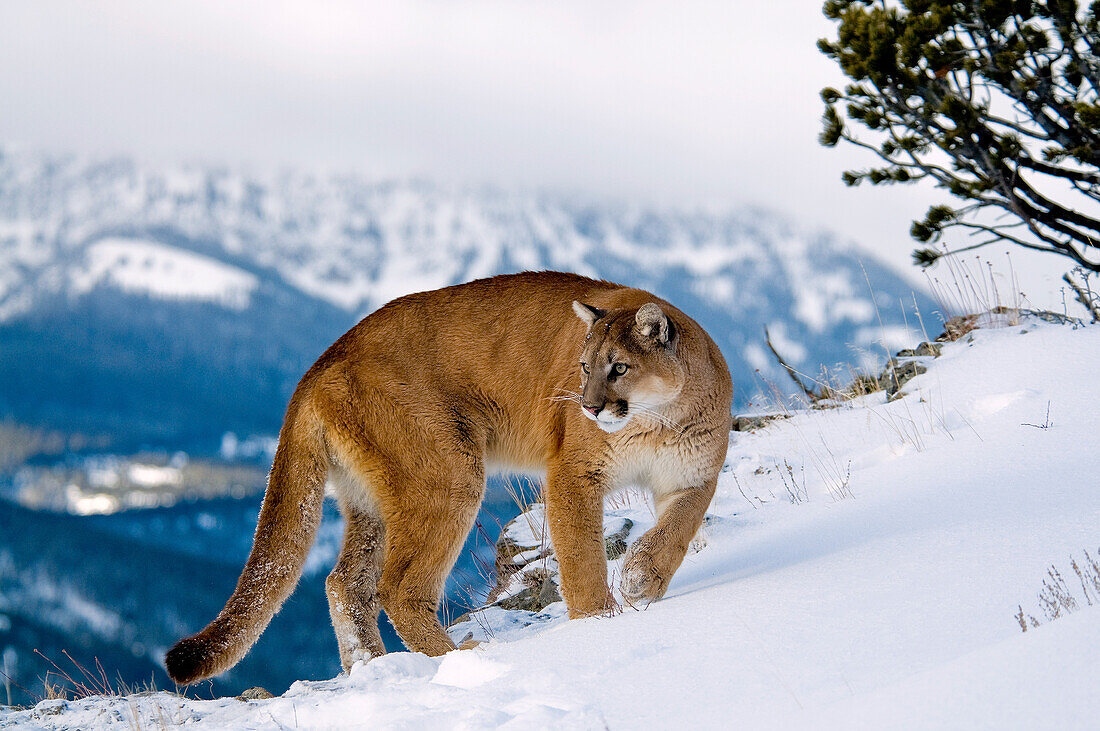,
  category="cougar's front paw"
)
[620,547,667,606]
